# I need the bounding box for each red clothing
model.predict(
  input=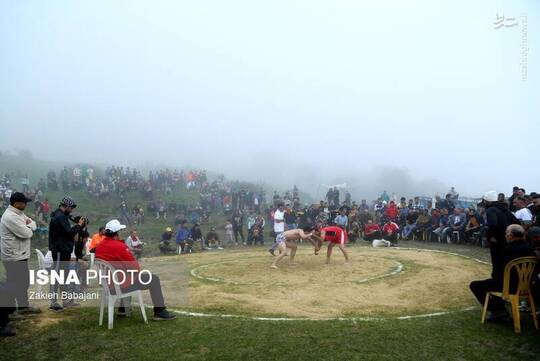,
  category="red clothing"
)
[321,226,347,244]
[95,236,140,289]
[385,204,398,219]
[364,223,381,234]
[382,222,399,235]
